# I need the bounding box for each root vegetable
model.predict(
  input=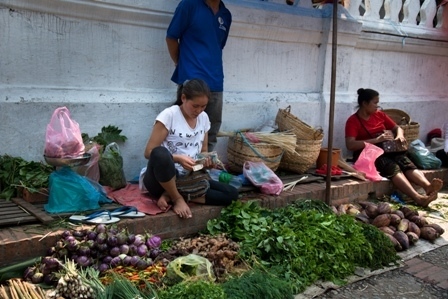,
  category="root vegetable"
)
[377,202,391,214]
[406,232,419,244]
[392,210,404,219]
[372,214,391,227]
[409,215,428,228]
[420,226,439,242]
[424,223,445,236]
[389,214,401,226]
[365,204,379,219]
[379,226,395,235]
[397,219,410,232]
[407,222,421,237]
[355,214,370,224]
[385,233,402,251]
[393,231,410,250]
